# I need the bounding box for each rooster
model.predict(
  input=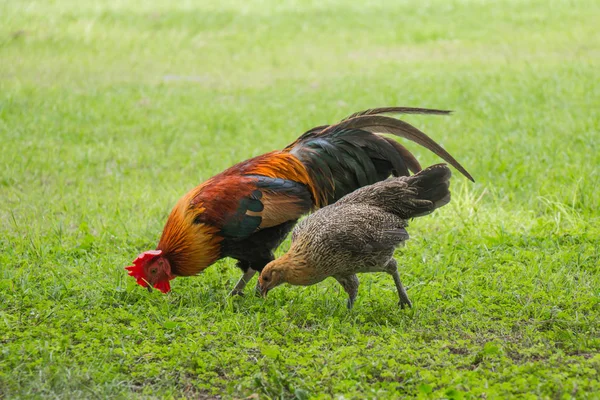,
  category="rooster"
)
[259,164,452,309]
[125,107,473,295]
